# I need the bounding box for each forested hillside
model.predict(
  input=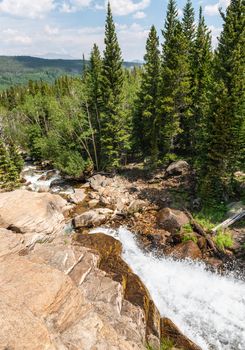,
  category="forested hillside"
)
[0,0,244,206]
[0,55,140,90]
